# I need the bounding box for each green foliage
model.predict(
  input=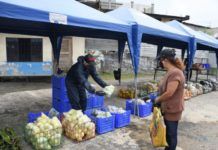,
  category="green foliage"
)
[0,127,21,150]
